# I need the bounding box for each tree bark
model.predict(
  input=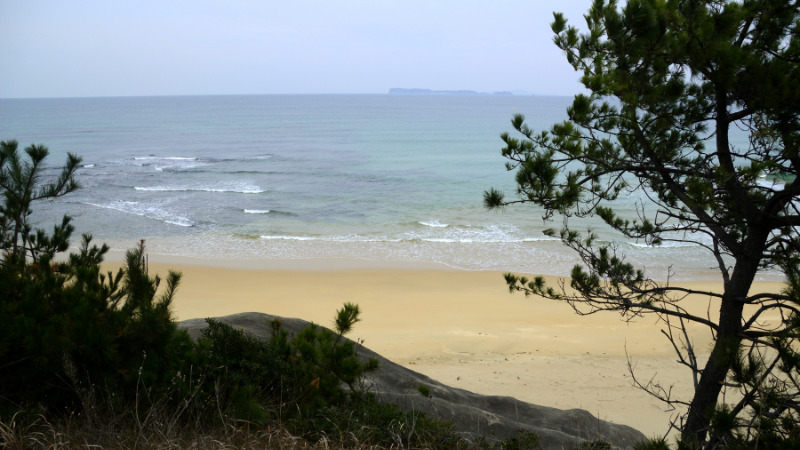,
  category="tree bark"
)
[682,245,763,446]
[682,296,744,445]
